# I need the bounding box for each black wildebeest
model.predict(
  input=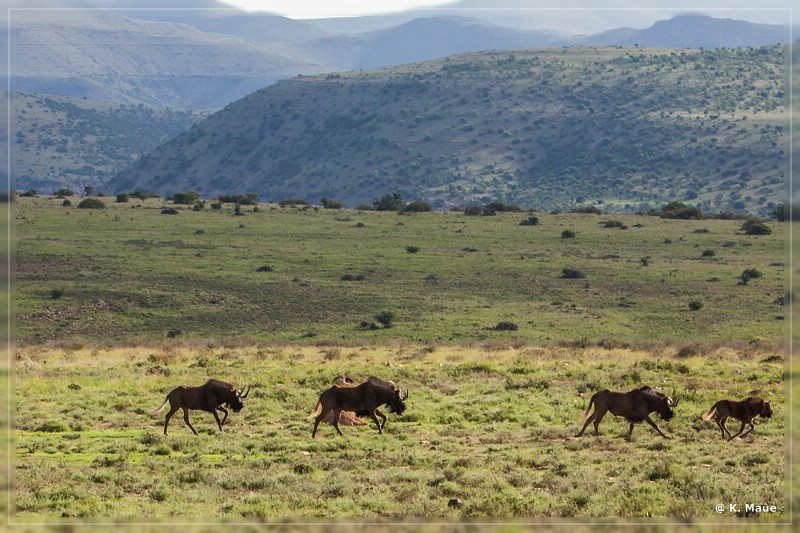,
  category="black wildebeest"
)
[702,397,772,439]
[151,379,250,435]
[309,376,408,438]
[576,386,680,439]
